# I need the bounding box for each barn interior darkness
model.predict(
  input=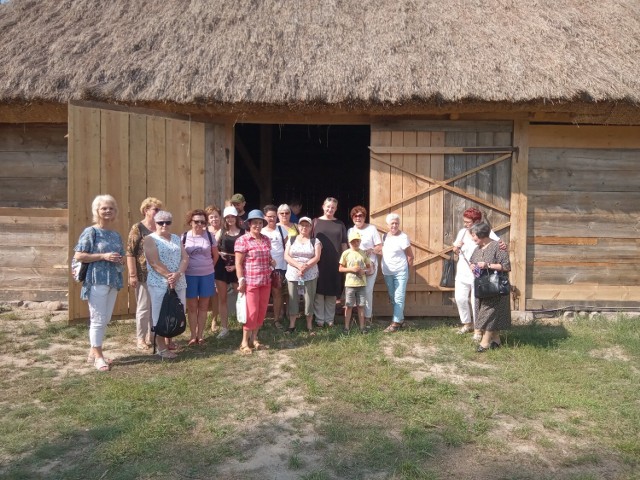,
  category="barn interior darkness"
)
[234,124,370,222]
